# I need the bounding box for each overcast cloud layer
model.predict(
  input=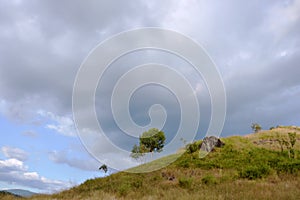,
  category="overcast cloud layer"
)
[1,0,300,192]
